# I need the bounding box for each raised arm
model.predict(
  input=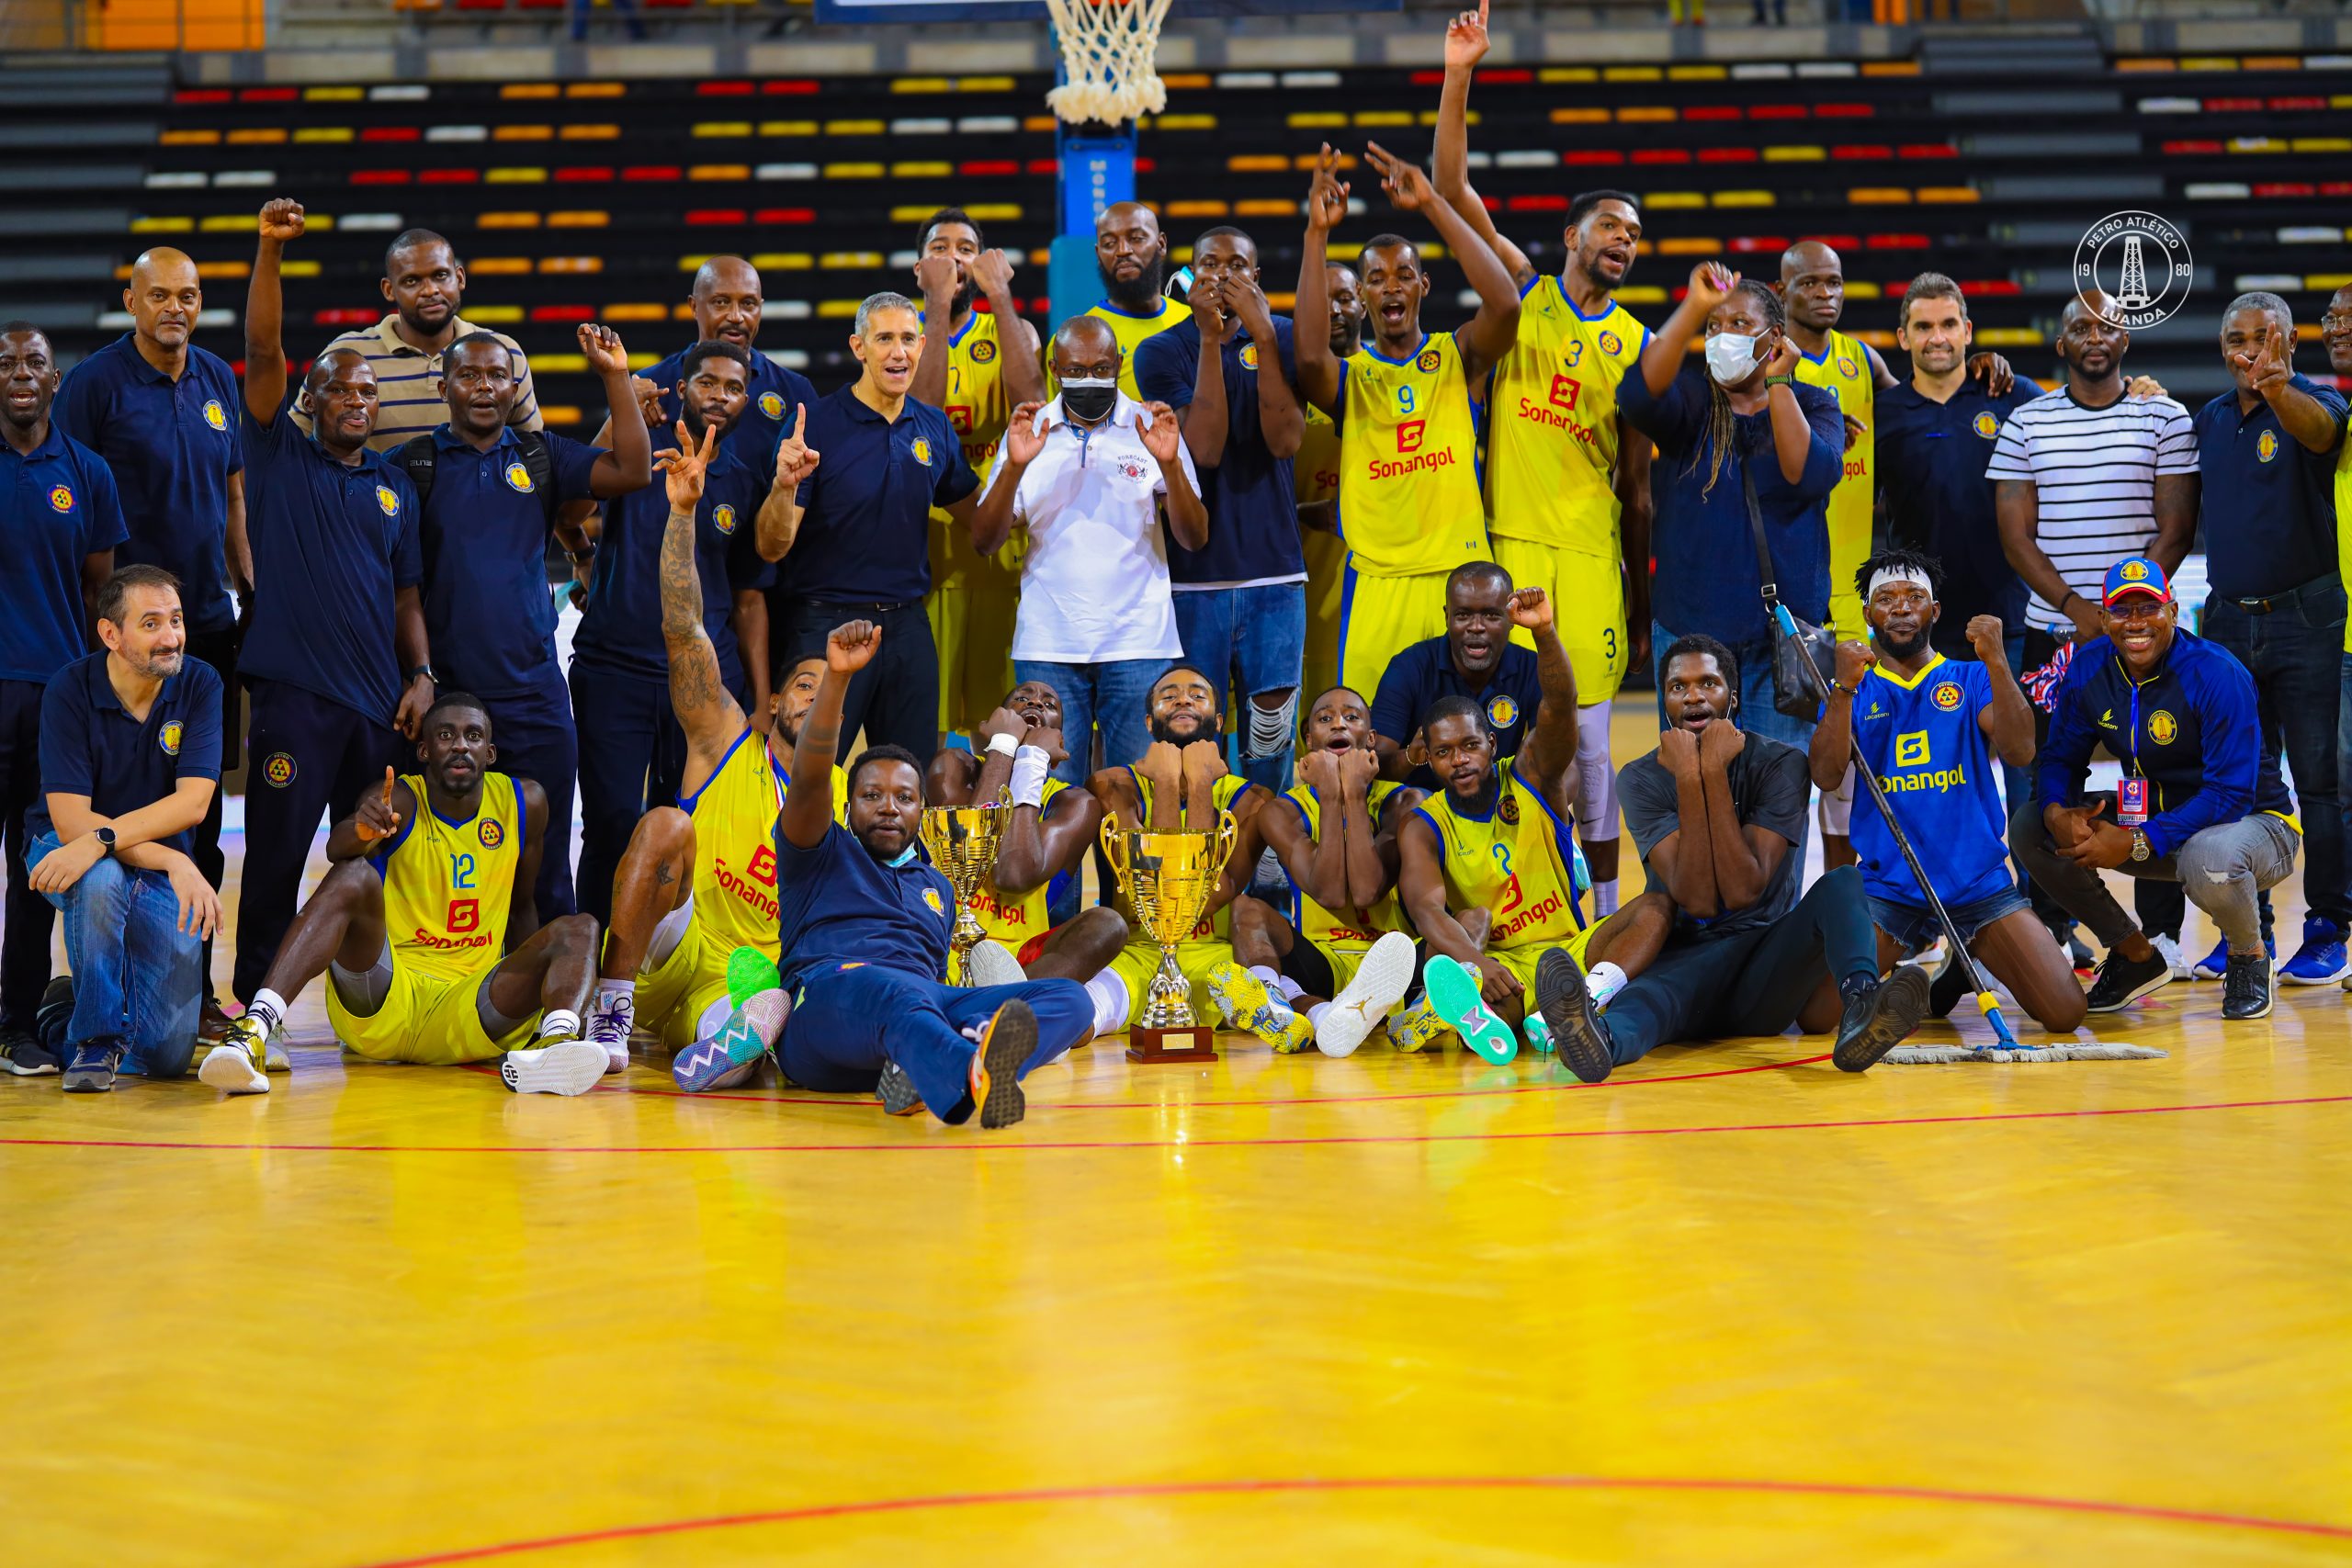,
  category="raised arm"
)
[578,324,653,500]
[1637,733,1720,920]
[1331,747,1391,910]
[652,419,751,792]
[1139,400,1209,551]
[243,198,303,423]
[1431,0,1537,290]
[1811,640,1872,790]
[1181,282,1232,468]
[1757,333,1817,485]
[326,768,414,863]
[972,250,1046,407]
[1363,141,1520,384]
[1282,751,1355,912]
[968,400,1043,557]
[781,620,879,850]
[1230,283,1304,458]
[1293,145,1351,416]
[753,404,821,562]
[1638,261,1734,398]
[2241,329,2343,455]
[1503,588,1582,807]
[1696,723,1786,915]
[1966,615,2035,768]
